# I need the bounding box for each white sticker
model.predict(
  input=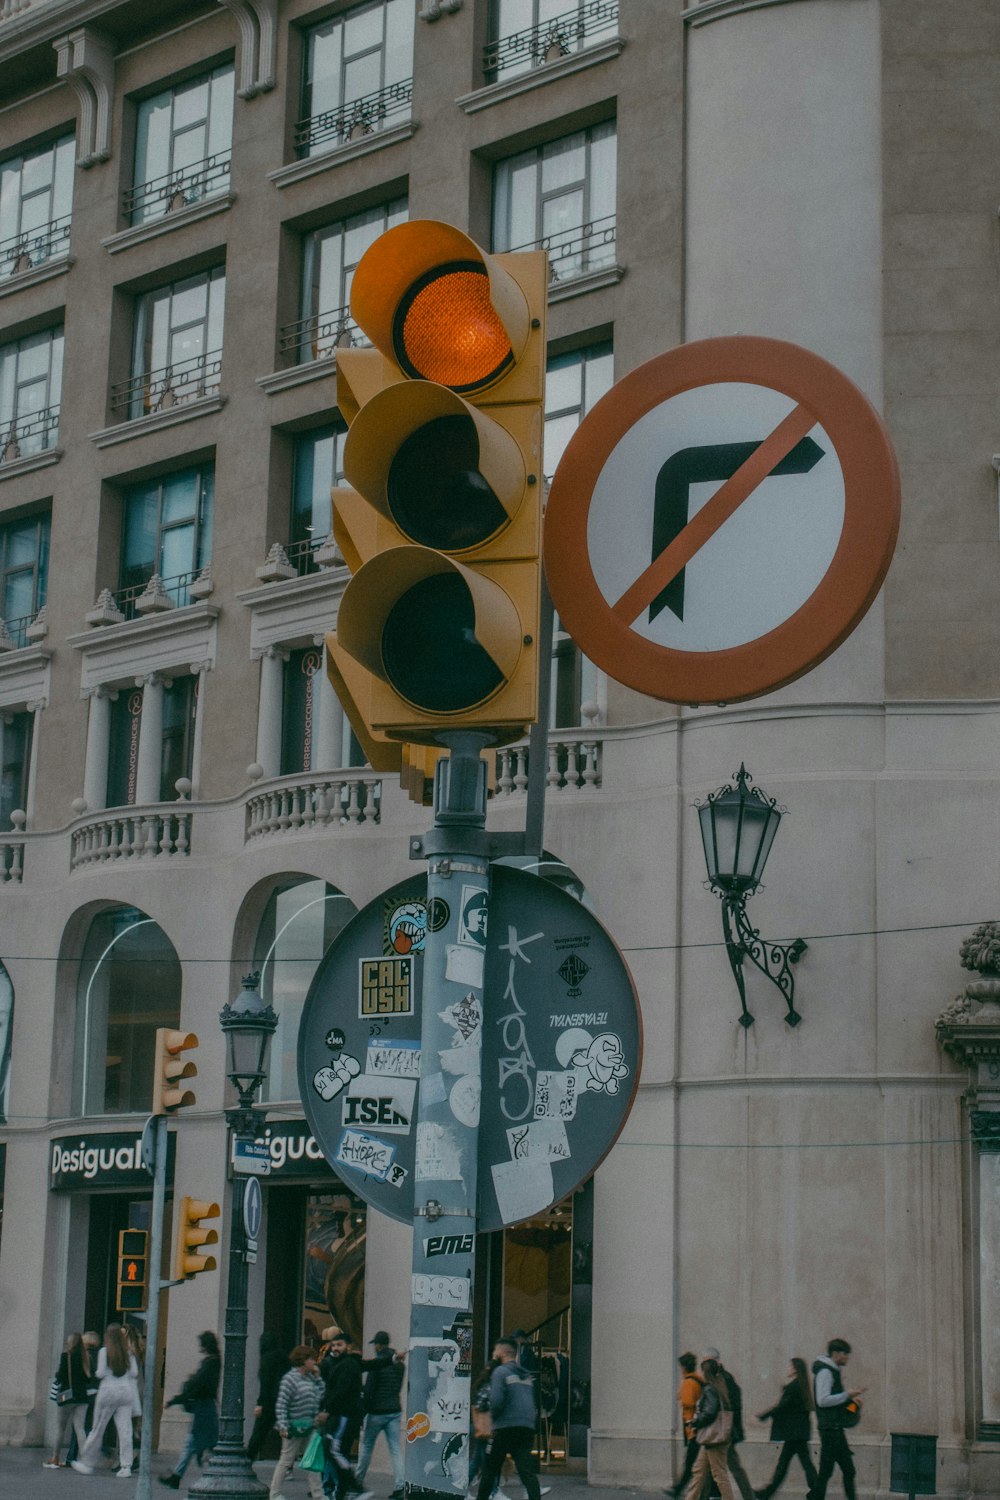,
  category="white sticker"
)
[312,1052,361,1100]
[534,1069,579,1121]
[449,1074,481,1128]
[412,1272,471,1310]
[335,1129,394,1180]
[445,944,484,988]
[420,1071,448,1106]
[367,1038,421,1078]
[571,1032,629,1095]
[341,1075,416,1134]
[427,1370,470,1434]
[491,1158,553,1225]
[439,992,483,1041]
[415,1121,463,1182]
[386,1162,408,1189]
[506,1119,571,1163]
[440,1043,481,1076]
